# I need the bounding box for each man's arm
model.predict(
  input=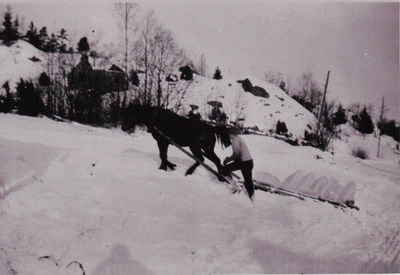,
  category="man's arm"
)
[223,137,240,165]
[223,154,236,165]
